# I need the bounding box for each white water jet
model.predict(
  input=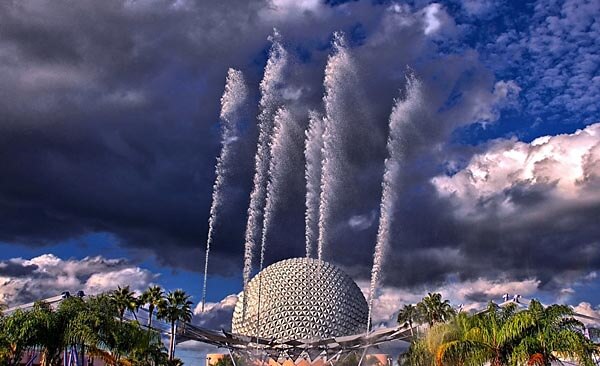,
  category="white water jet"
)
[259,107,296,271]
[367,73,424,332]
[304,112,324,258]
[255,108,296,344]
[201,68,248,313]
[317,32,359,261]
[242,30,288,313]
